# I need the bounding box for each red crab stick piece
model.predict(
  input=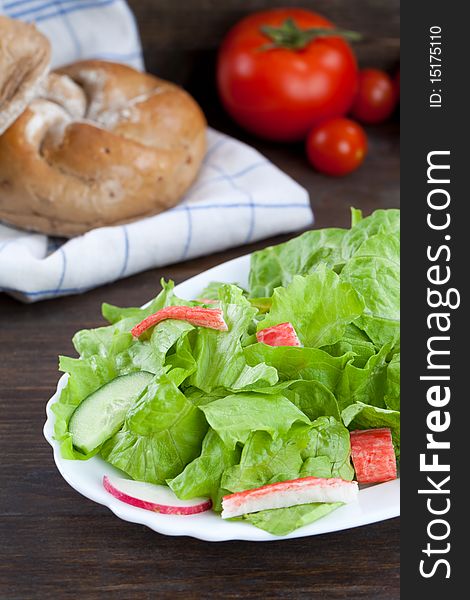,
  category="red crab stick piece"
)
[256,322,301,347]
[221,476,358,519]
[131,306,228,338]
[350,428,397,484]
